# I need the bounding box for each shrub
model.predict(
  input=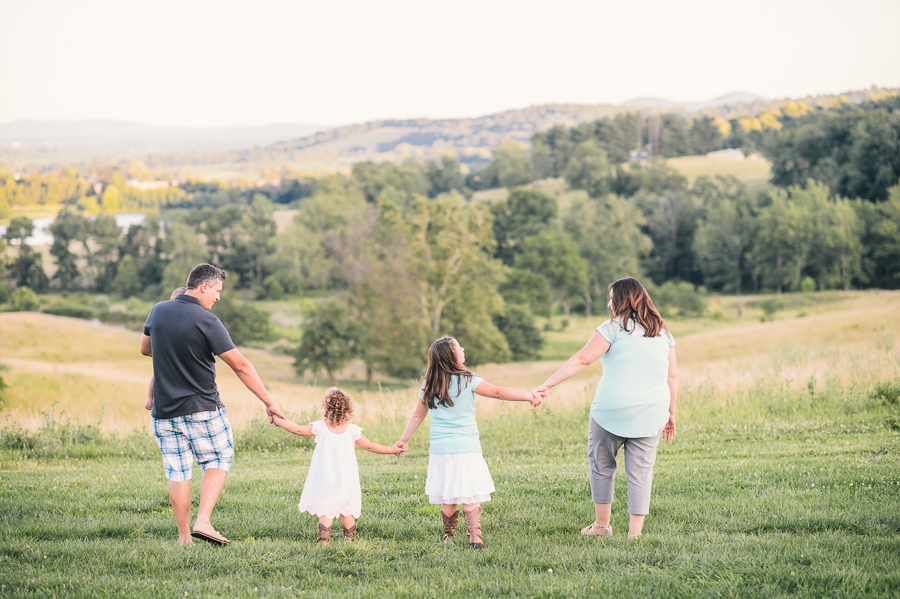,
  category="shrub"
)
[0,364,7,407]
[7,287,39,312]
[871,381,900,406]
[800,276,816,293]
[760,298,783,318]
[493,305,544,361]
[653,281,707,317]
[211,295,276,346]
[0,282,10,304]
[89,295,110,314]
[43,303,95,319]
